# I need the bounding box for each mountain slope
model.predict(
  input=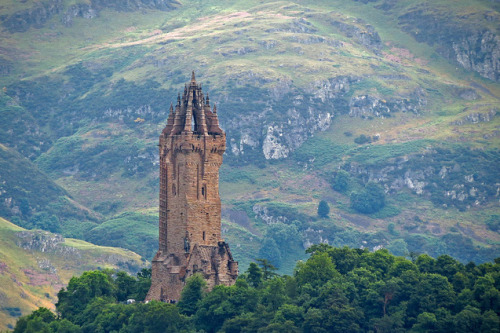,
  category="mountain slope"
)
[0,0,498,273]
[0,217,146,330]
